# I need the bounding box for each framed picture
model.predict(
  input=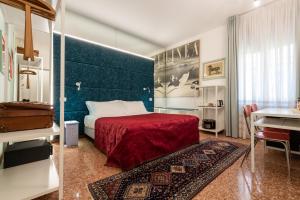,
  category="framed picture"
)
[203,58,225,79]
[0,30,2,74]
[1,32,6,74]
[8,51,13,80]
